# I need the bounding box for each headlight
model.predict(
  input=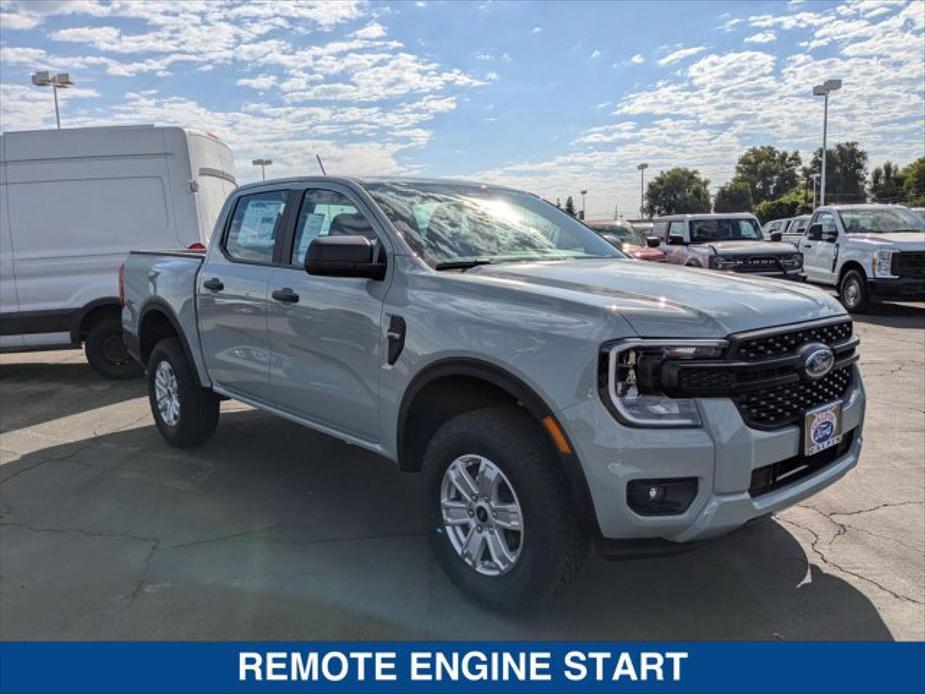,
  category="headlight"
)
[709,255,739,270]
[781,254,803,270]
[872,249,894,277]
[600,339,727,427]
